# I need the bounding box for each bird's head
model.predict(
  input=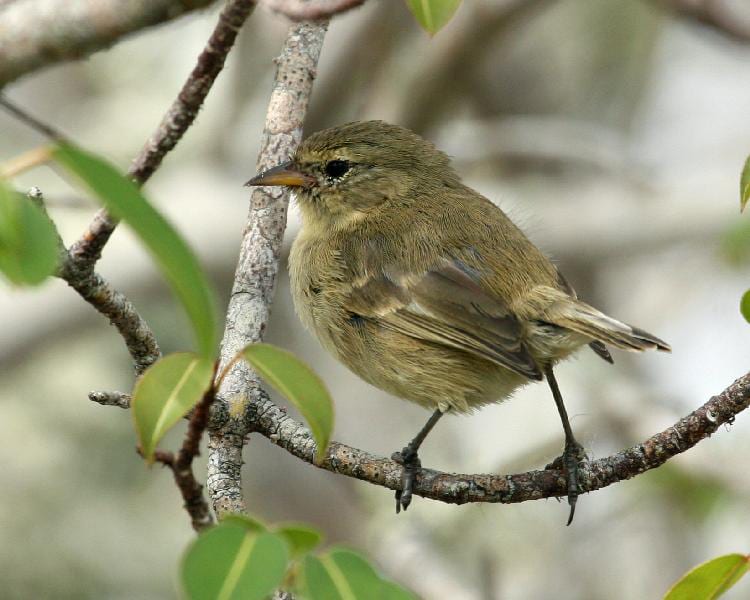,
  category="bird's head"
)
[246,120,459,226]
